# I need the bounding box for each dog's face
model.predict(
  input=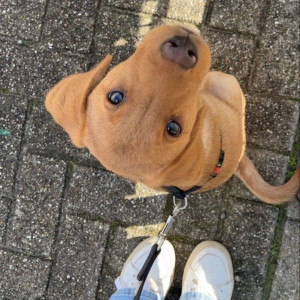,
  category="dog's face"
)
[46,25,211,187]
